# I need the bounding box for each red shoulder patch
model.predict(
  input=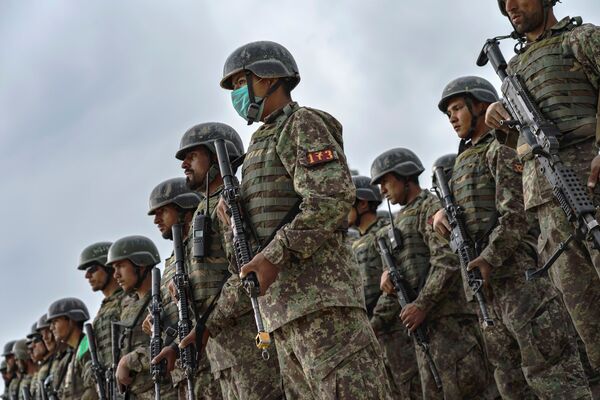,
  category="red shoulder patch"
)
[512,162,524,174]
[305,148,338,166]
